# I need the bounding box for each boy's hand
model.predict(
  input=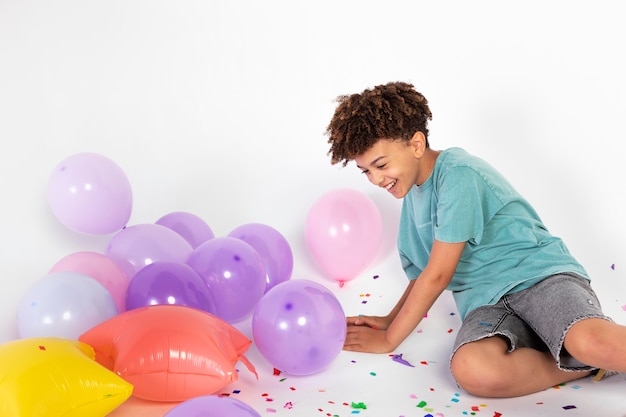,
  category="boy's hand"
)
[343,324,393,353]
[346,315,390,330]
[343,315,394,353]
